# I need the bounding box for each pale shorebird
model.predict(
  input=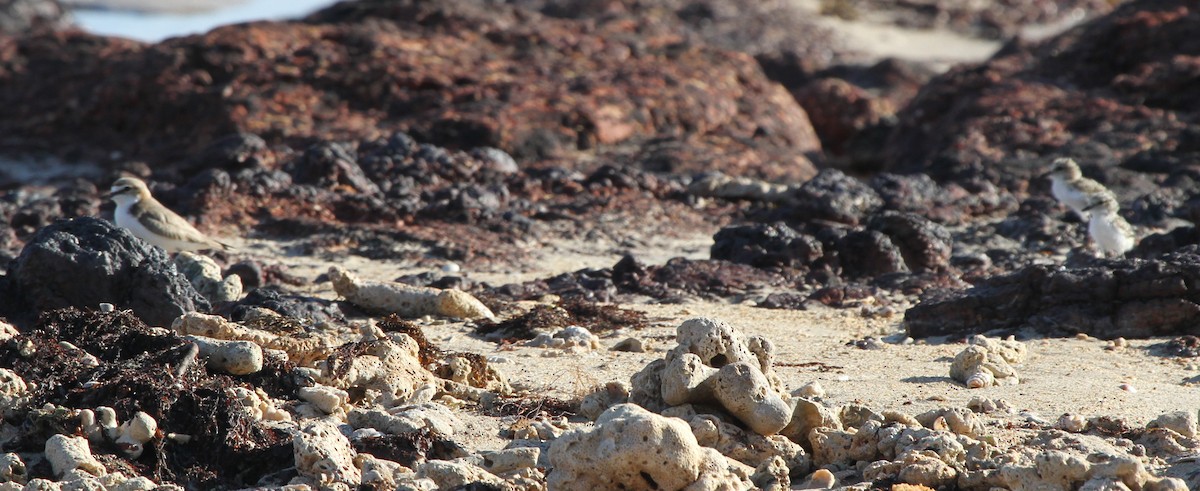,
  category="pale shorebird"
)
[106,177,231,253]
[1045,157,1112,220]
[1083,194,1135,258]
